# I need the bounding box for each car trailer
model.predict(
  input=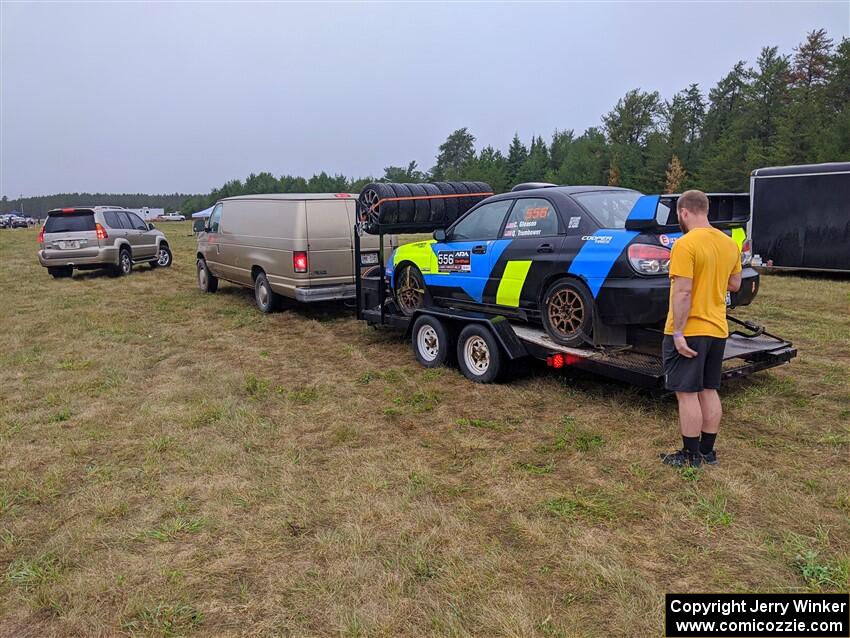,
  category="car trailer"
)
[352,188,797,388]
